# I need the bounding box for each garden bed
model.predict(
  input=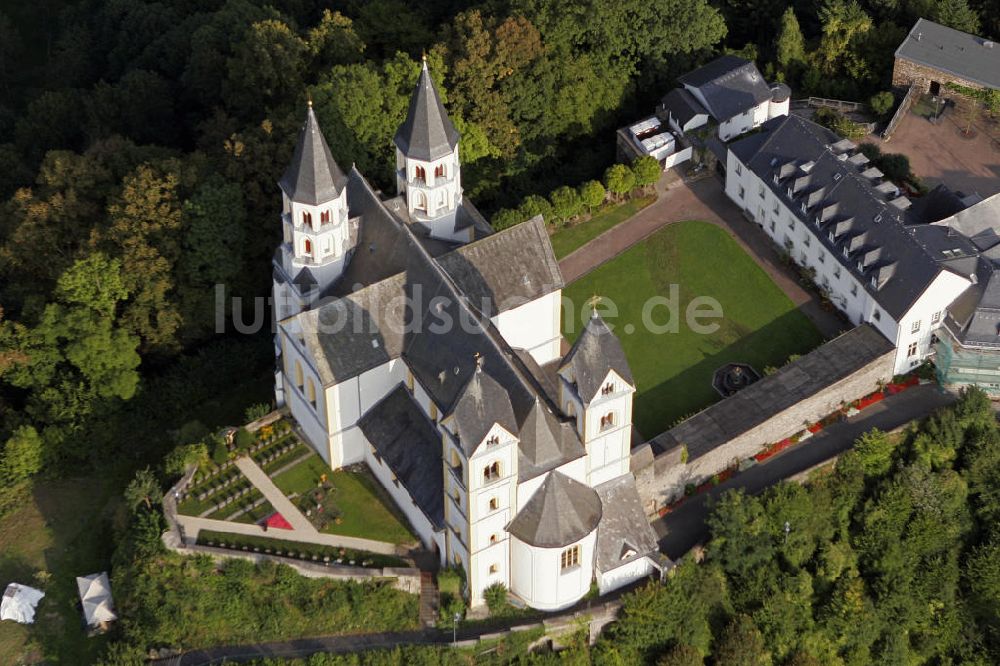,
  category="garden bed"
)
[195,530,407,568]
